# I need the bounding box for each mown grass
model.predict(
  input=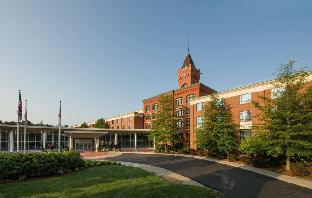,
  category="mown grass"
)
[0,165,218,198]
